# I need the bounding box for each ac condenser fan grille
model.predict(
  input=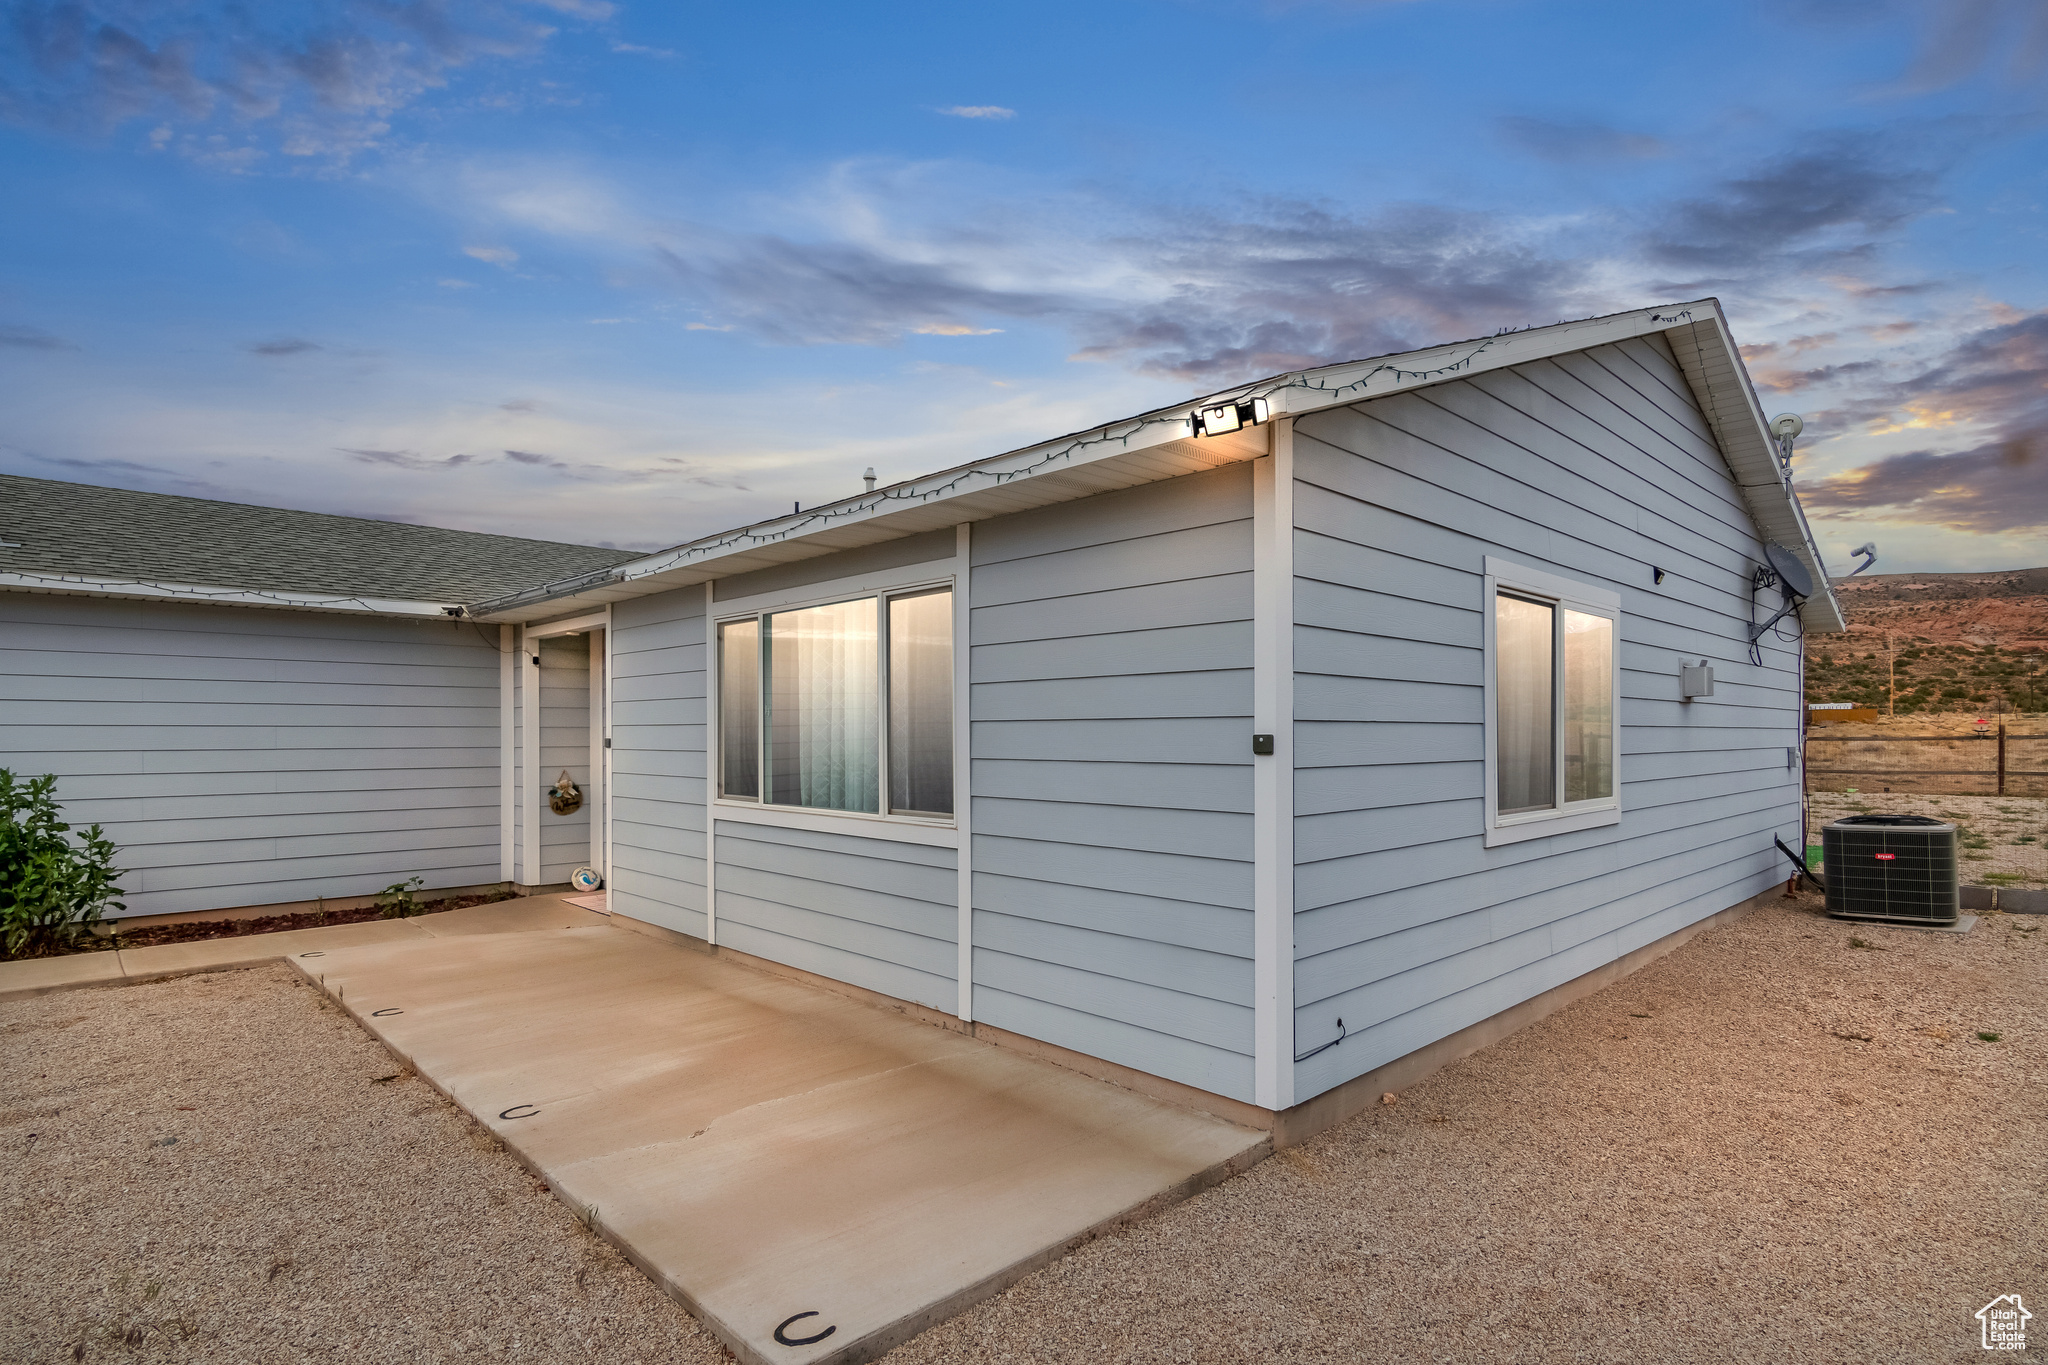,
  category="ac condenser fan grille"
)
[1821,815,1959,925]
